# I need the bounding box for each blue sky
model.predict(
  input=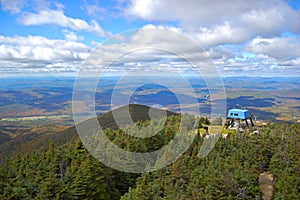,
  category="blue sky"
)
[0,0,299,76]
